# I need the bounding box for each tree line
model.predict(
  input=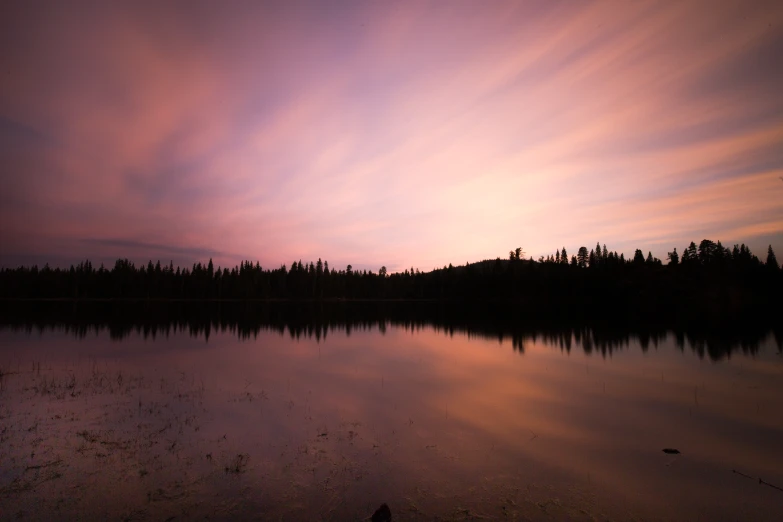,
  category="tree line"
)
[0,239,780,317]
